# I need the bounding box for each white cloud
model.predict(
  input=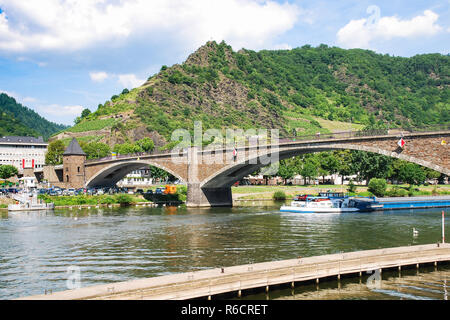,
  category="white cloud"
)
[337,10,443,49]
[22,96,37,103]
[40,104,84,117]
[116,74,145,89]
[89,71,145,88]
[272,43,292,50]
[89,71,109,82]
[0,89,37,105]
[0,0,300,53]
